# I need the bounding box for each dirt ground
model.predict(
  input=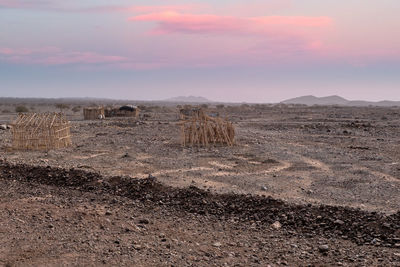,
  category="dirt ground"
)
[1,162,400,266]
[0,101,400,265]
[1,103,399,213]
